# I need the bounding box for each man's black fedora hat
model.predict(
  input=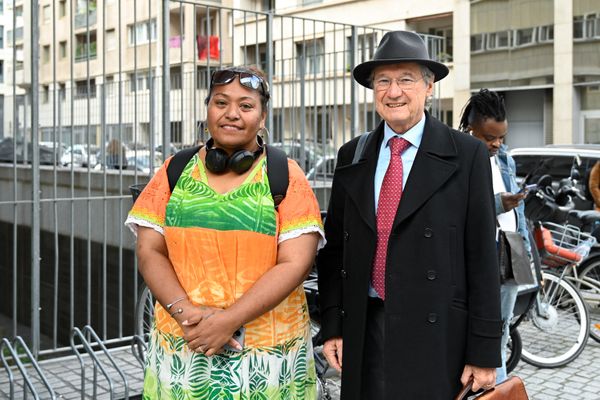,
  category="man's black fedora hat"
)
[353,30,449,89]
